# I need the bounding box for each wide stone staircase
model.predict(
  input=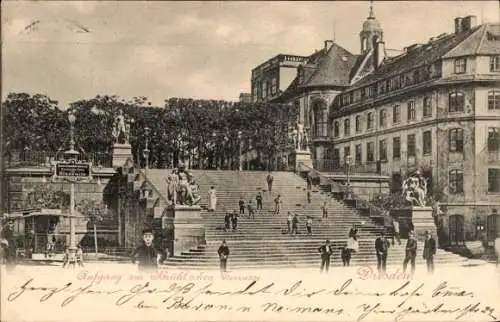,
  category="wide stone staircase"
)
[153,170,466,269]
